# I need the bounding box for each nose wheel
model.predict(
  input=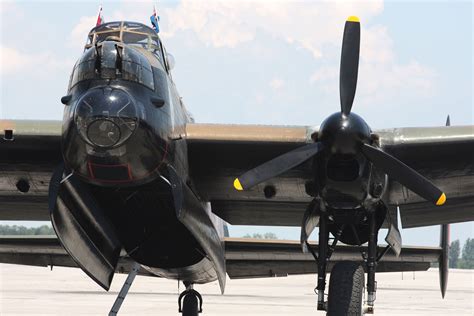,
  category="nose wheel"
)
[178,285,203,316]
